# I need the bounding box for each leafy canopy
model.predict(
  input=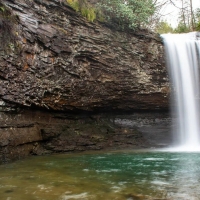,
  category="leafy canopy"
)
[156,21,174,34]
[66,0,155,30]
[98,0,155,29]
